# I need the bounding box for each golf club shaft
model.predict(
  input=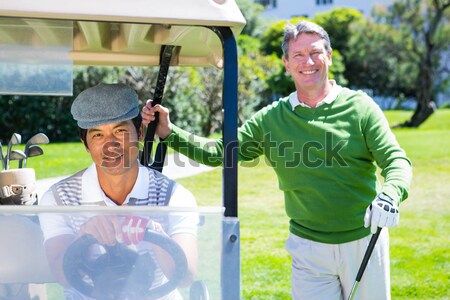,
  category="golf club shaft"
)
[0,142,4,170]
[348,227,382,300]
